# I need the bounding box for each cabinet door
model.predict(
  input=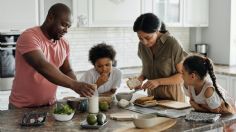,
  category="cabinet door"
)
[0,0,39,32]
[39,0,77,27]
[229,77,236,101]
[183,0,209,27]
[87,0,143,27]
[153,0,182,27]
[215,74,230,92]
